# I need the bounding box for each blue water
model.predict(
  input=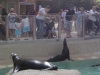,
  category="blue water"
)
[1,59,100,75]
